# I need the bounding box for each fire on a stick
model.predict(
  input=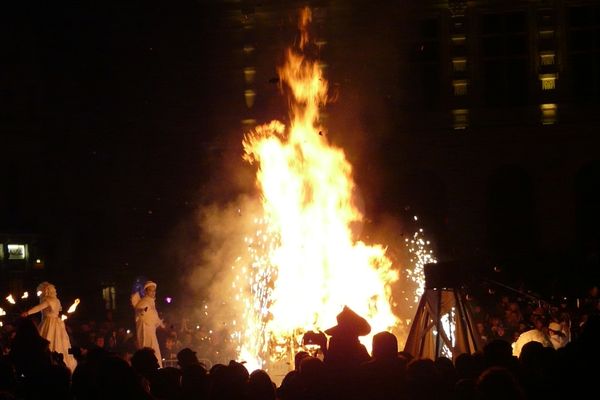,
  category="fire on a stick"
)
[67,298,80,314]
